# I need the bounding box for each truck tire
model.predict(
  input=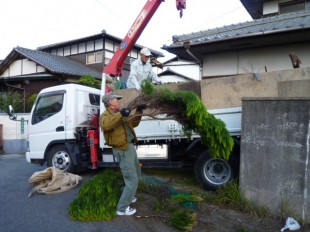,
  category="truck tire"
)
[195,150,236,191]
[47,145,76,173]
